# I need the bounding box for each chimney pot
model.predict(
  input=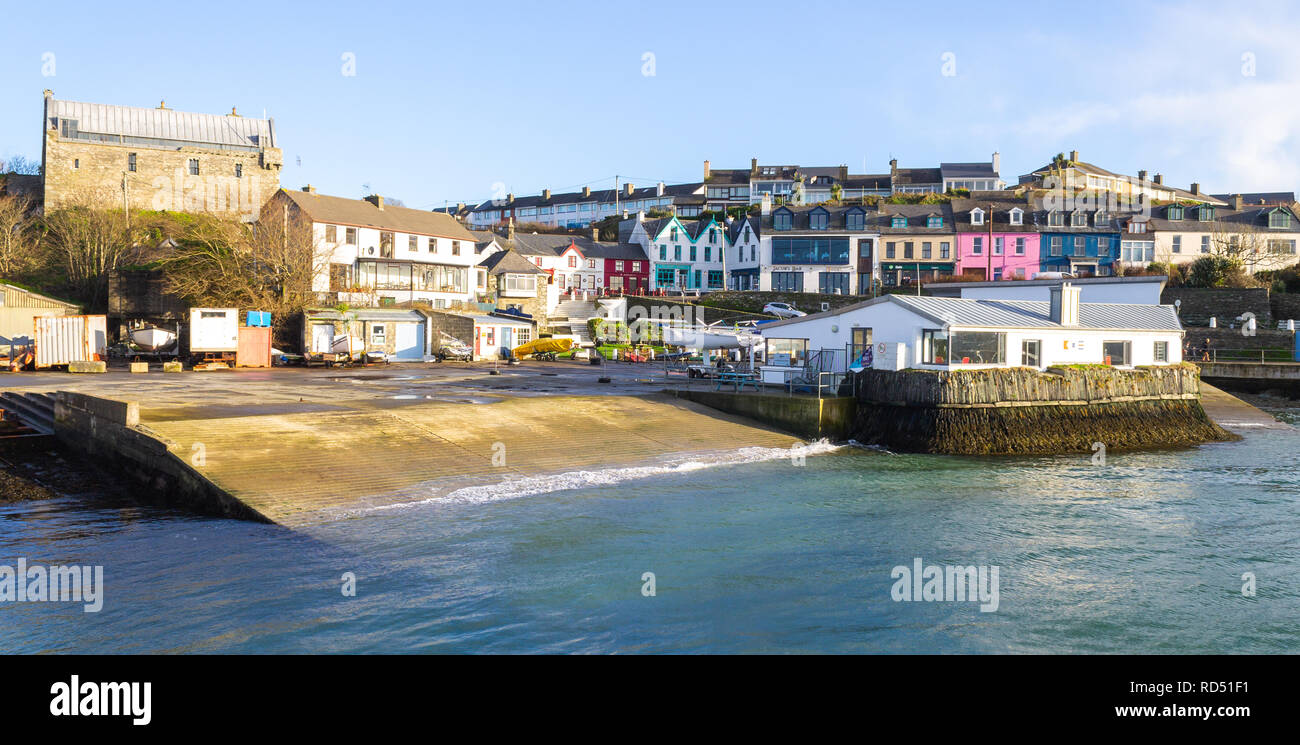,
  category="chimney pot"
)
[542,188,551,201]
[1191,182,1201,195]
[590,227,600,241]
[657,181,665,197]
[1233,194,1244,210]
[302,184,316,193]
[1050,282,1081,326]
[991,151,1001,175]
[1069,150,1078,162]
[703,160,711,181]
[1153,173,1163,185]
[1138,170,1147,182]
[751,158,758,175]
[624,183,634,196]
[507,193,514,203]
[582,186,590,198]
